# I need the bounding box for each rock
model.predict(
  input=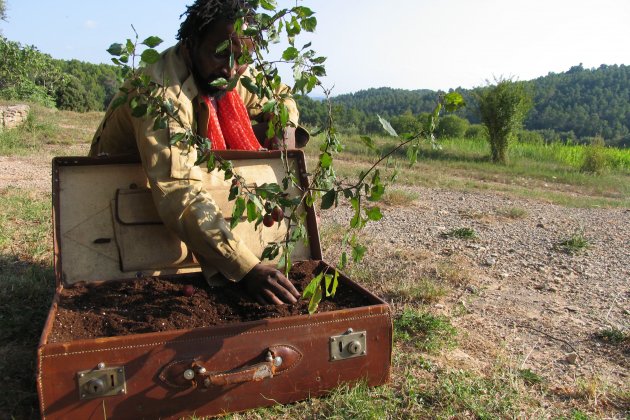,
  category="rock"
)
[0,105,30,130]
[466,285,478,294]
[434,304,445,309]
[484,257,497,266]
[565,306,580,313]
[564,352,578,365]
